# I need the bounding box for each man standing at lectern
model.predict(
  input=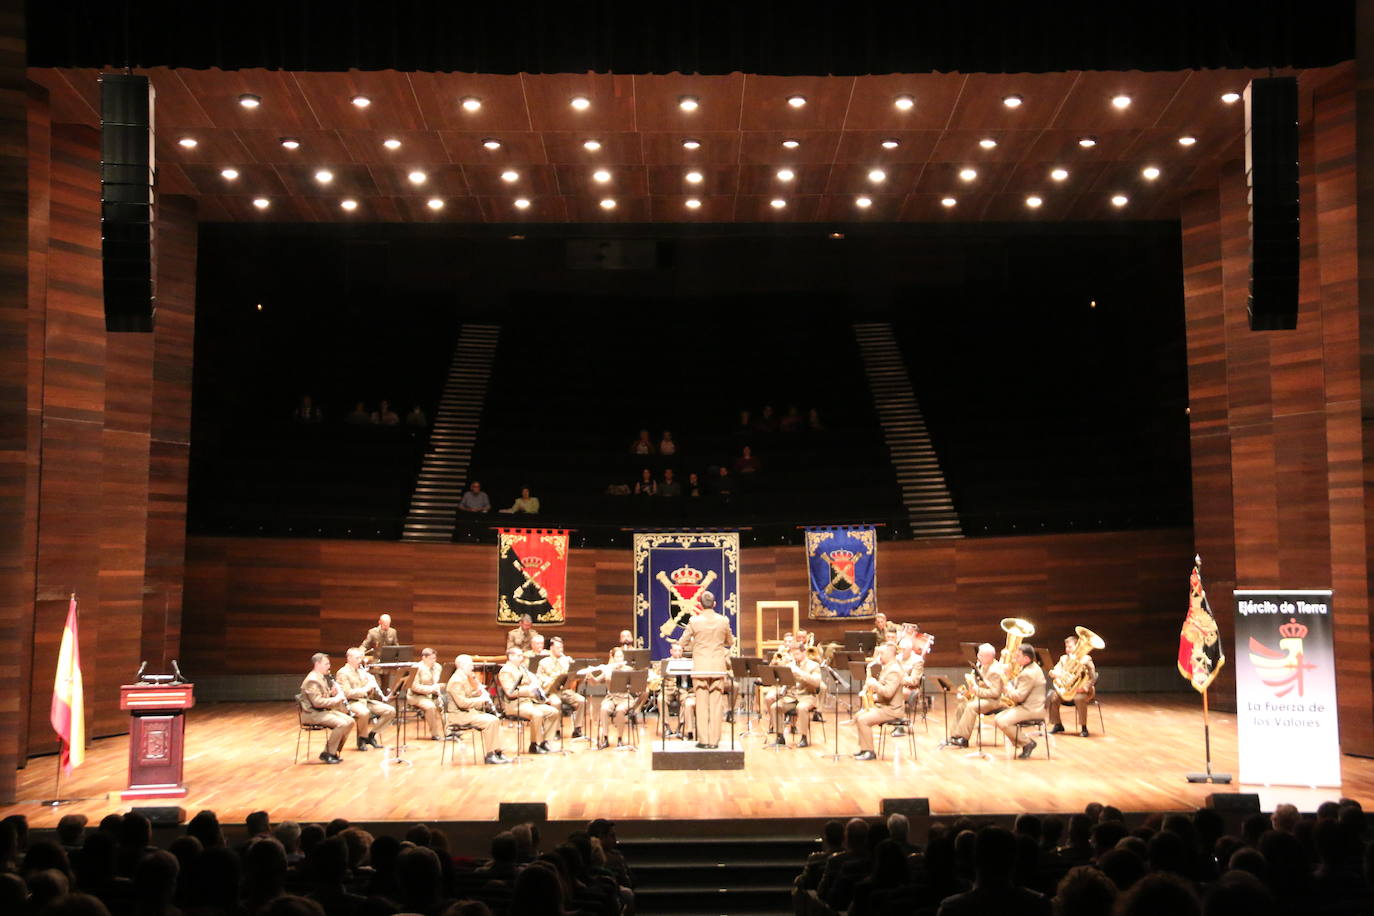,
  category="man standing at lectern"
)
[679,590,733,749]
